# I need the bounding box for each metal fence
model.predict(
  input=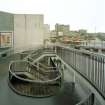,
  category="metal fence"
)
[56,45,105,99]
[9,60,62,97]
[76,93,94,105]
[23,47,56,62]
[7,46,96,104]
[80,41,105,49]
